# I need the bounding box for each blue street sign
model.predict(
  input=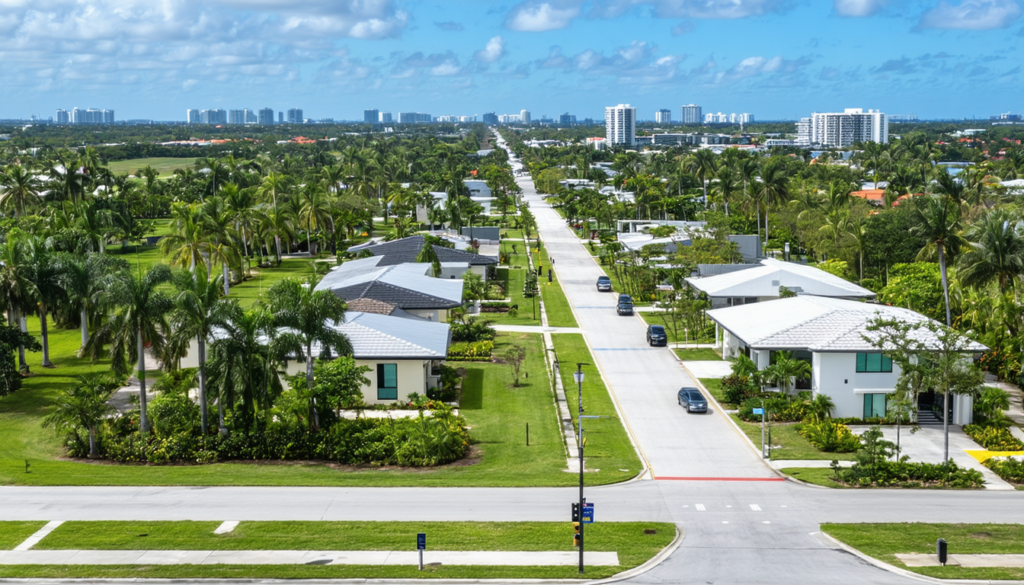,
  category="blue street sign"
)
[752,408,764,415]
[581,503,594,524]
[417,533,426,550]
